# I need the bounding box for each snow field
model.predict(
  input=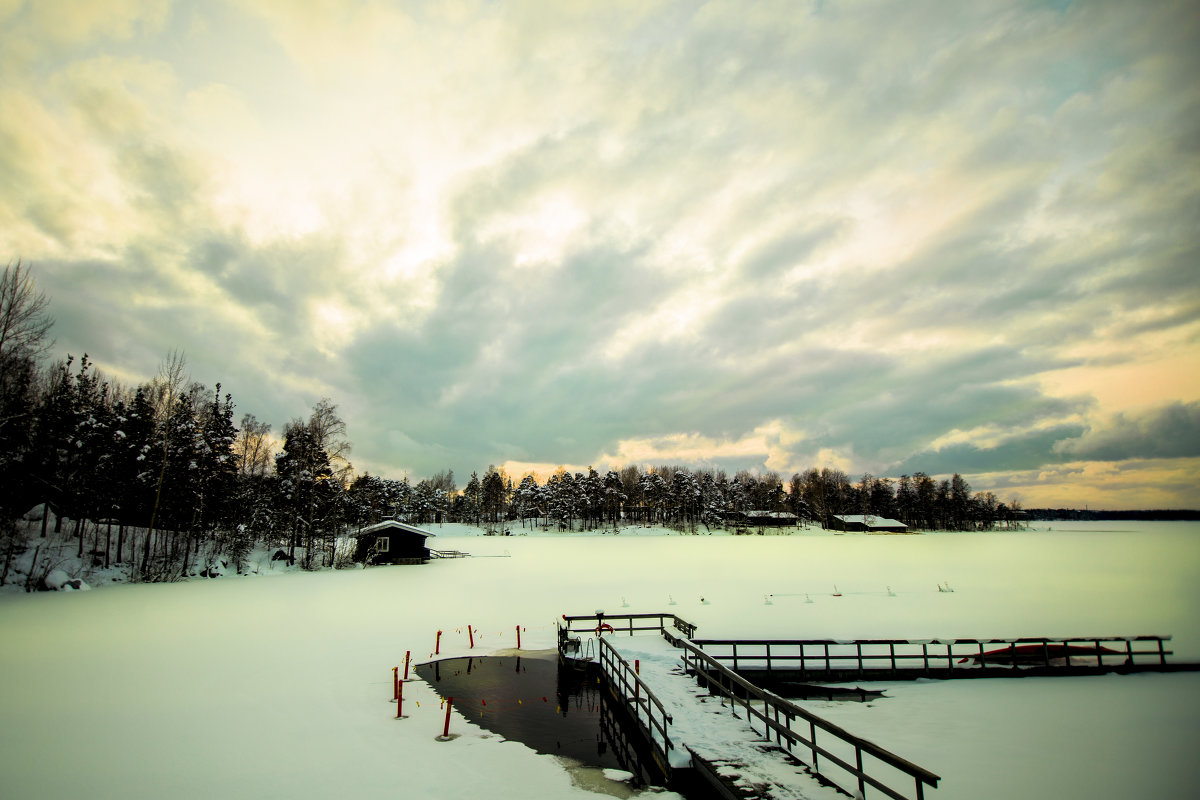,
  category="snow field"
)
[0,523,1196,799]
